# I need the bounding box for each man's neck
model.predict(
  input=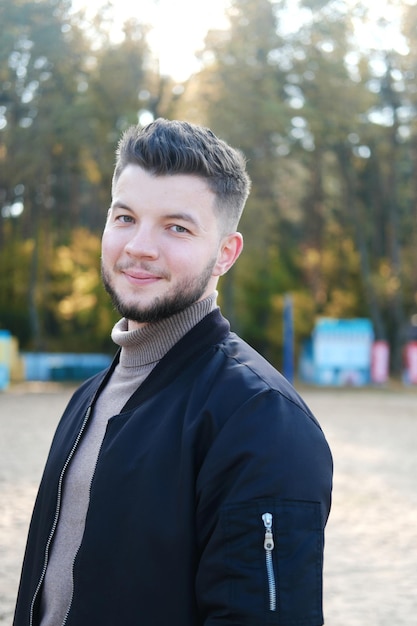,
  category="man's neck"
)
[111,293,219,369]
